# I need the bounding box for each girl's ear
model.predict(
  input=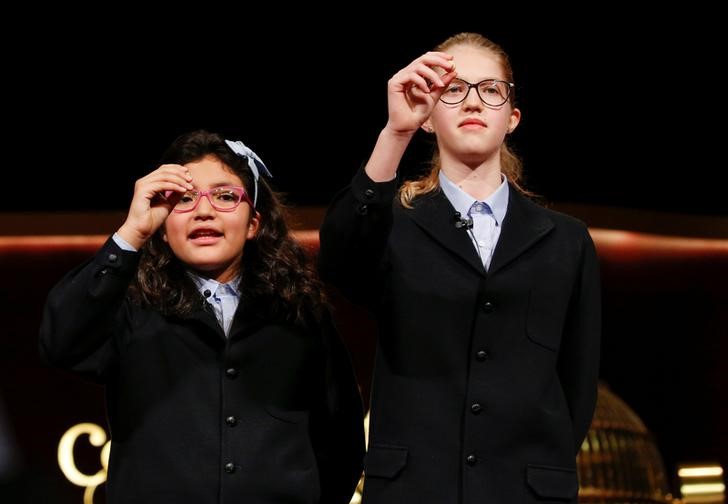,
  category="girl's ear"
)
[247,211,260,239]
[507,107,522,134]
